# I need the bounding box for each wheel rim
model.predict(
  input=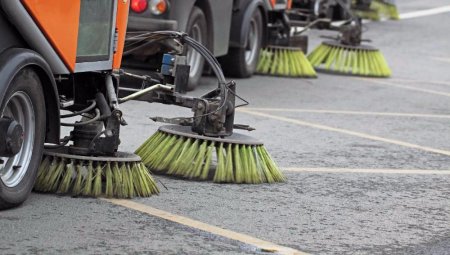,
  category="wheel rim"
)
[0,91,35,188]
[186,22,203,79]
[245,17,260,65]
